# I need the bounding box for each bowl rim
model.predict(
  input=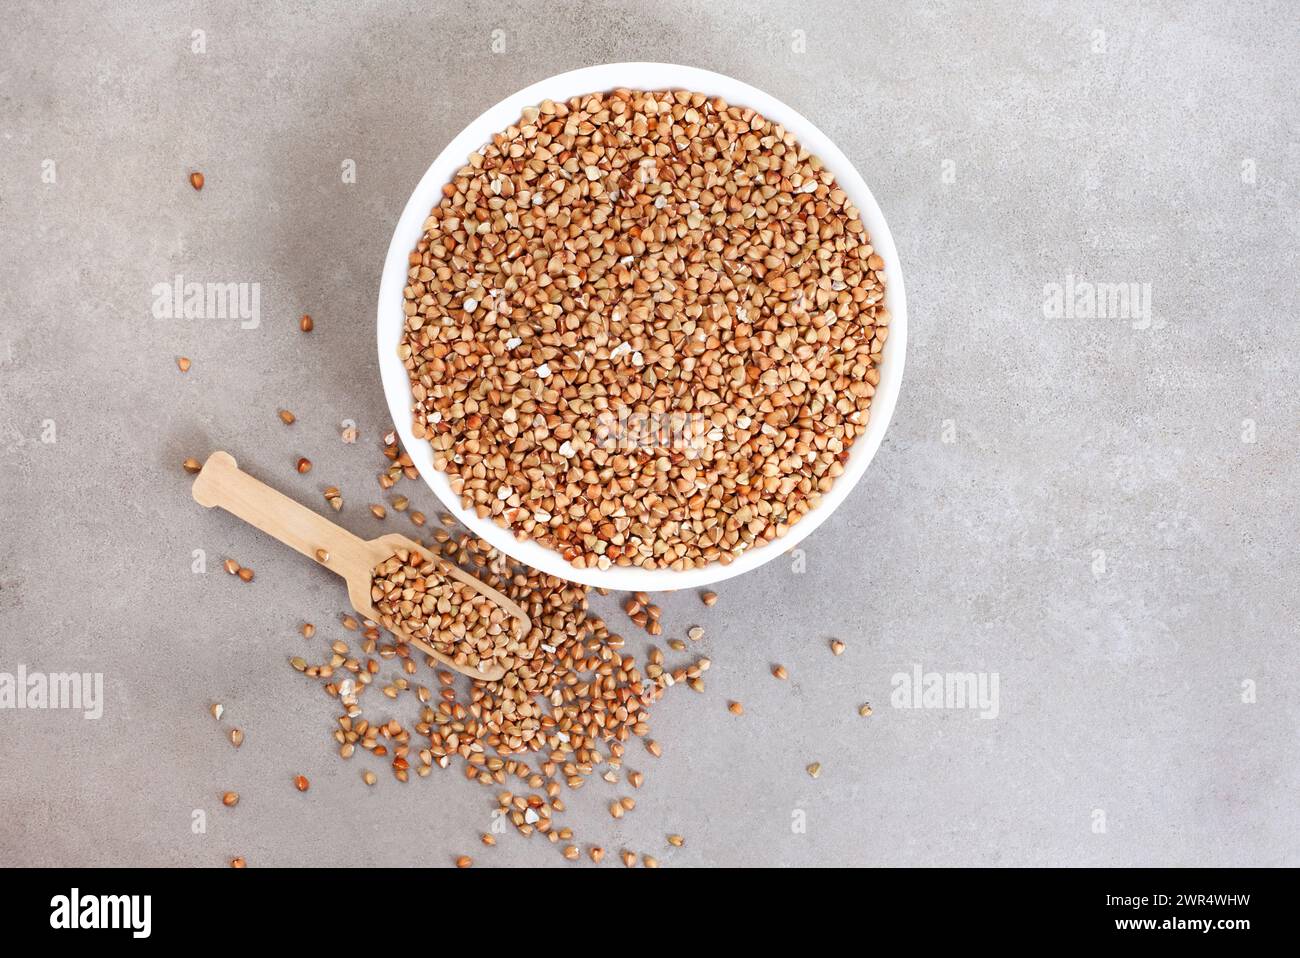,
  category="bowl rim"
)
[377,61,907,590]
